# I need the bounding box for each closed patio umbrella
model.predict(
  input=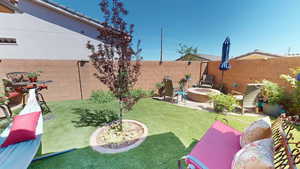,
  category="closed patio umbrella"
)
[219,37,231,84]
[296,73,300,81]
